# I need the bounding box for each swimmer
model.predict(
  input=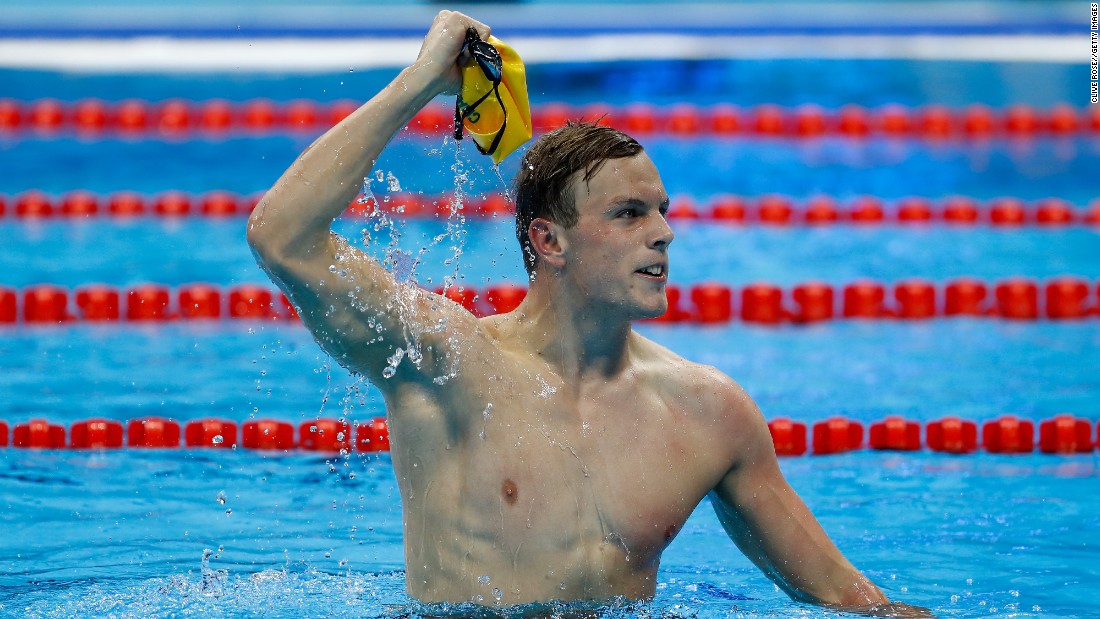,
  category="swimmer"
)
[247,10,931,618]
